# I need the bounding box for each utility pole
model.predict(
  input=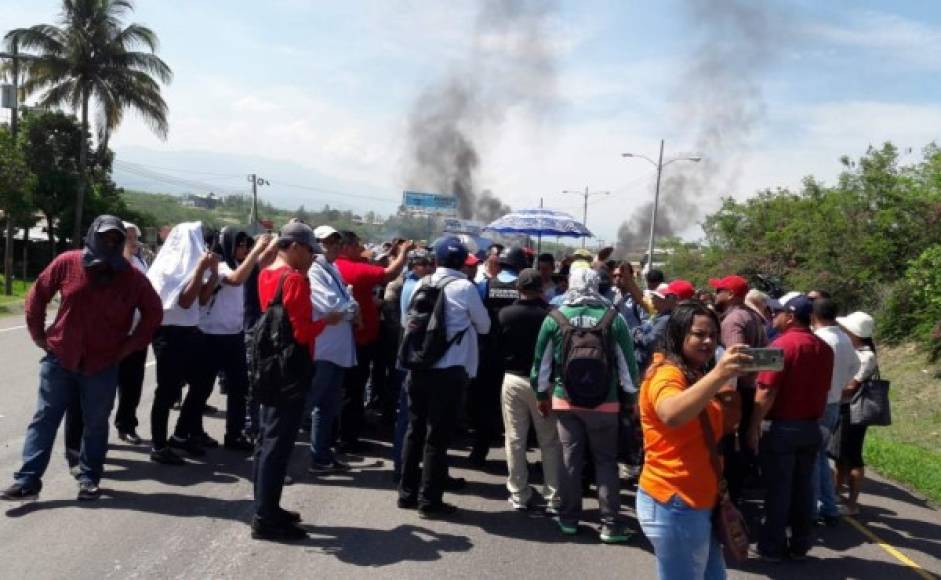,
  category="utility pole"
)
[561,185,610,247]
[1,40,21,296]
[246,173,269,232]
